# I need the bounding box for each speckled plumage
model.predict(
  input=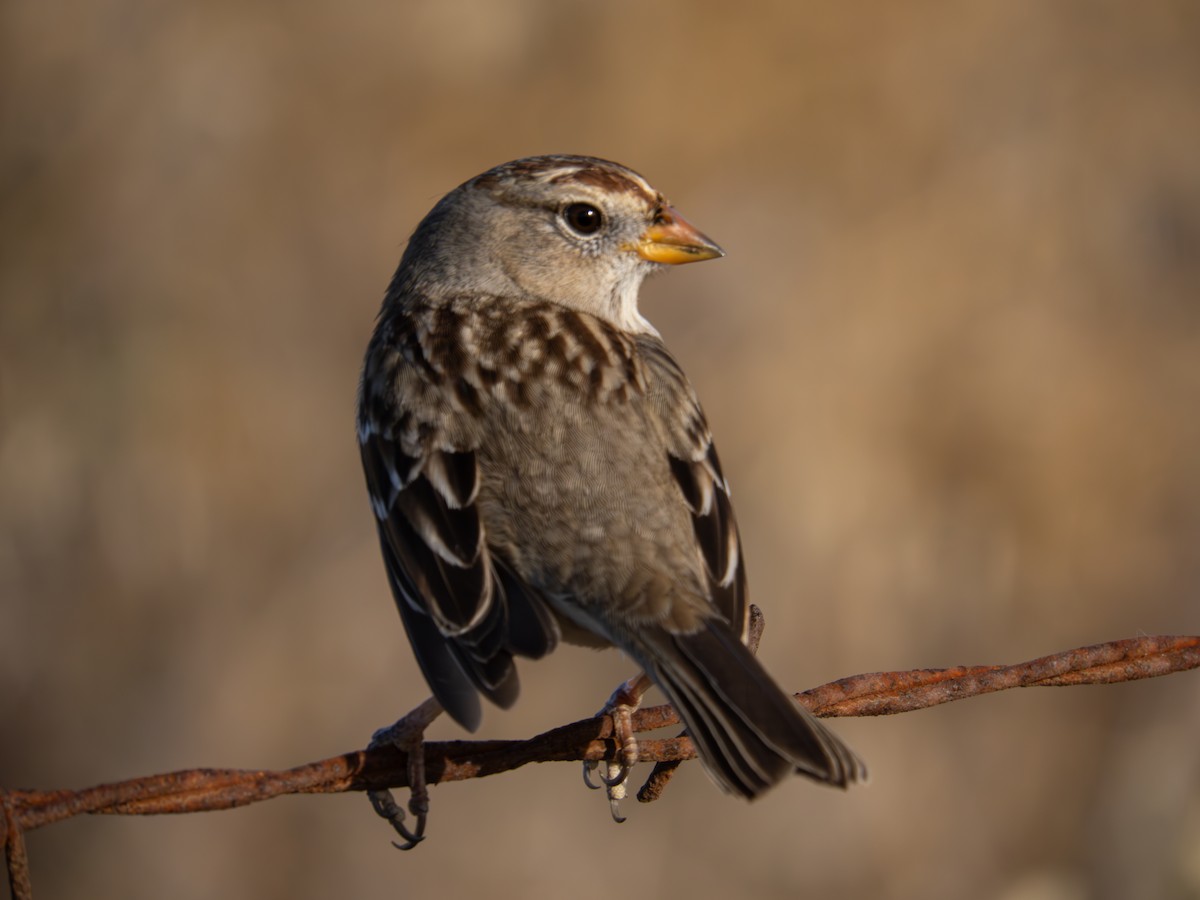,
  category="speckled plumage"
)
[358,155,865,798]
